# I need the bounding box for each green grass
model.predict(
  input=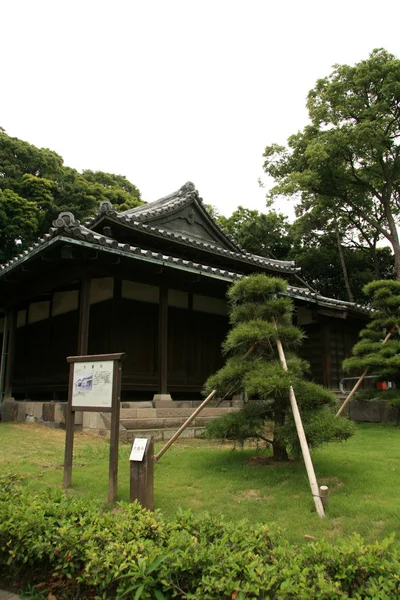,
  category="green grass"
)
[1,422,400,545]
